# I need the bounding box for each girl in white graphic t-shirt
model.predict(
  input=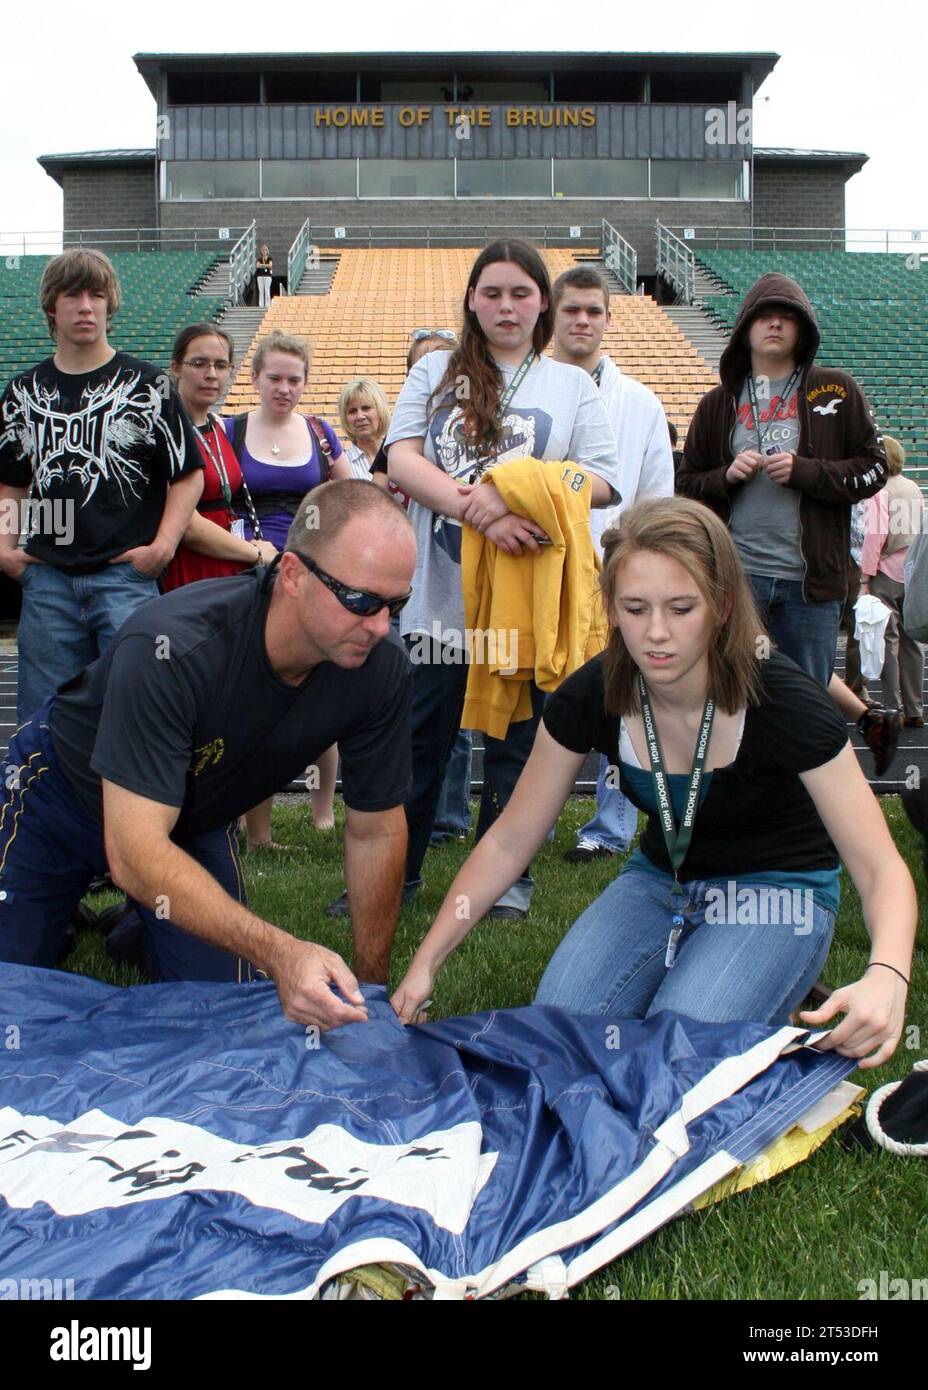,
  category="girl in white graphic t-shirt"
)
[378,239,619,919]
